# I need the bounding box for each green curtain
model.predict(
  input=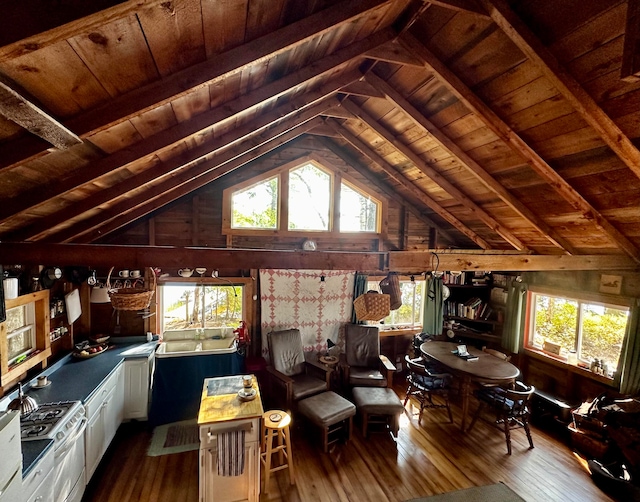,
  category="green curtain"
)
[616,299,640,395]
[502,278,528,354]
[351,273,368,324]
[422,275,443,336]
